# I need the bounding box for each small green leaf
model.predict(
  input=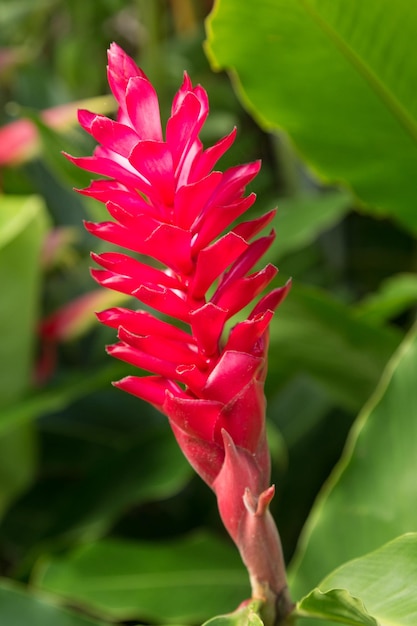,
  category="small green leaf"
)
[299,589,377,625]
[355,273,417,326]
[0,579,108,626]
[299,534,417,626]
[34,533,249,624]
[289,325,417,598]
[203,600,264,626]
